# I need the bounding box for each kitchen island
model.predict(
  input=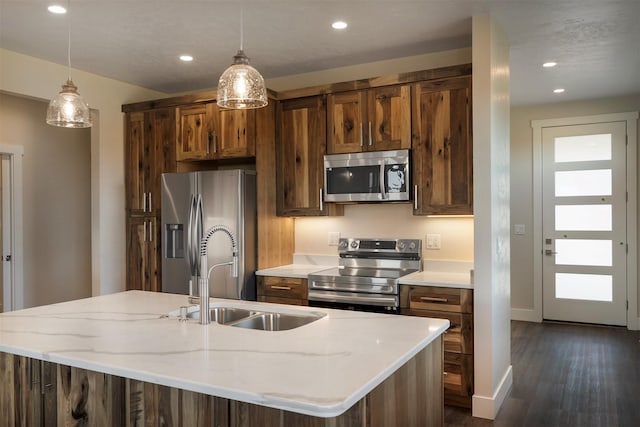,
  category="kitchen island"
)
[0,291,448,426]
